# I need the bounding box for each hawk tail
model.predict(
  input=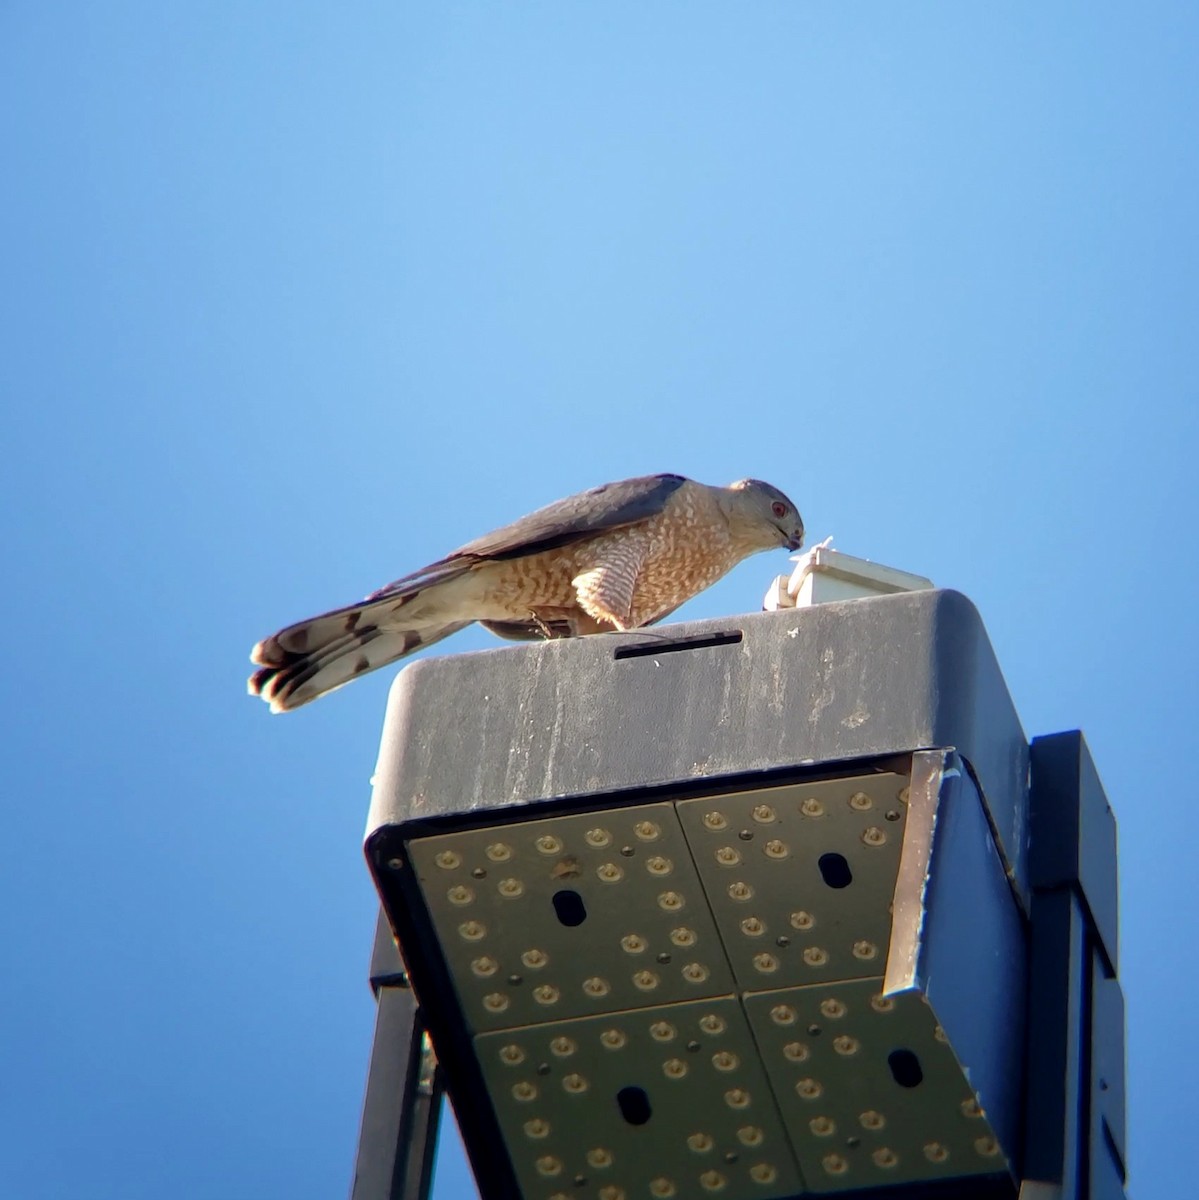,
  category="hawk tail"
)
[248,596,470,713]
